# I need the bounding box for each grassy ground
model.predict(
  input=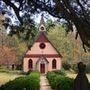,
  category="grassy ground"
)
[0,72,23,86]
[0,66,24,86]
[0,69,90,86]
[66,71,90,82]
